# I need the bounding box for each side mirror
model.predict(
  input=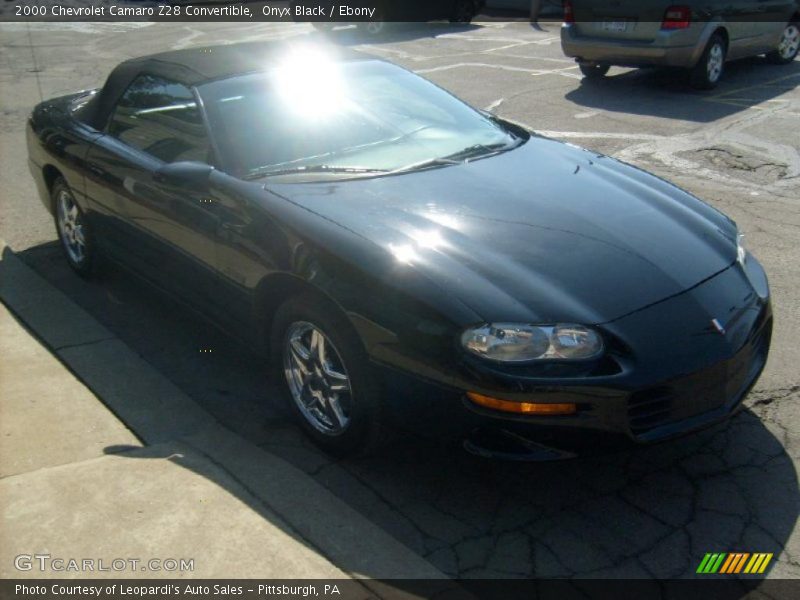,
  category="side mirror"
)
[154,161,214,190]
